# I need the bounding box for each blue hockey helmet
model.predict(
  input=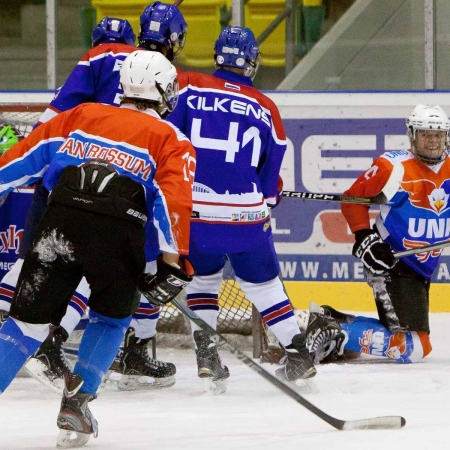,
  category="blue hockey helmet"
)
[91,17,136,47]
[214,26,261,79]
[138,2,187,61]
